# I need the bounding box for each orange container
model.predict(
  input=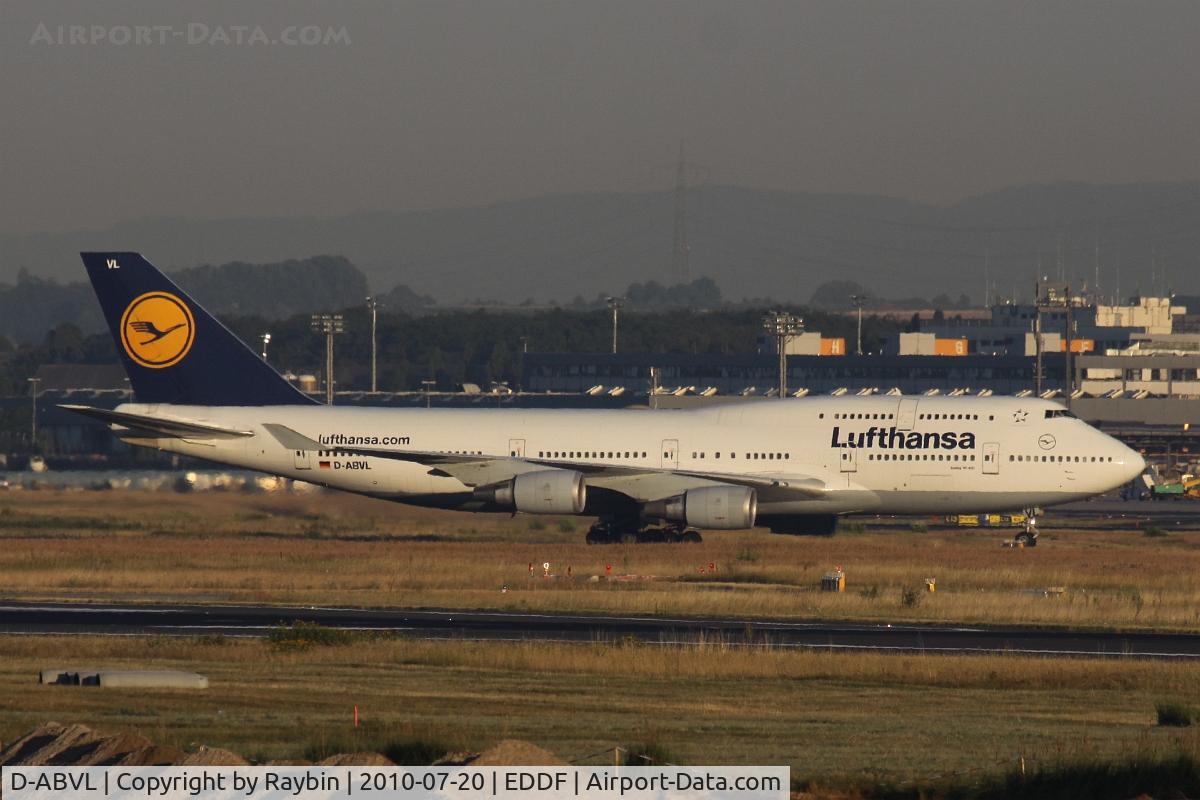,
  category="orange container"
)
[820,337,846,356]
[933,338,969,356]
